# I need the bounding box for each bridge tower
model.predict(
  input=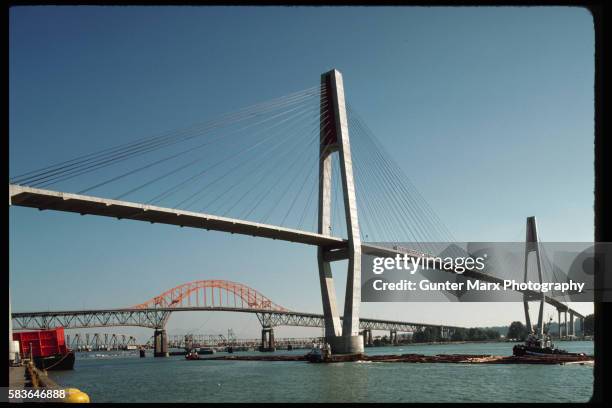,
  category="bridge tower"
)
[523,216,545,337]
[317,69,363,355]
